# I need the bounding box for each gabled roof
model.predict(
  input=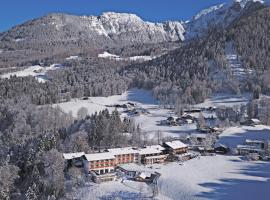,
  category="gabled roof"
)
[63,152,85,160]
[251,118,261,123]
[245,139,265,144]
[85,152,115,161]
[165,140,187,150]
